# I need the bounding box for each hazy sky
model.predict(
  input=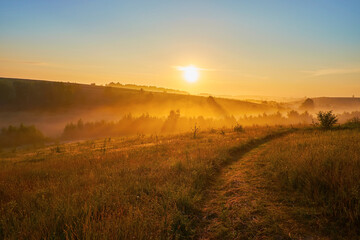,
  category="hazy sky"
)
[1,0,359,97]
